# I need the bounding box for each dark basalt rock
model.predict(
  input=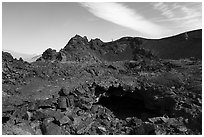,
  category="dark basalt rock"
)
[57,97,67,110]
[89,38,104,50]
[64,35,89,51]
[58,87,70,96]
[41,121,64,135]
[2,51,14,62]
[59,115,72,125]
[37,48,58,61]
